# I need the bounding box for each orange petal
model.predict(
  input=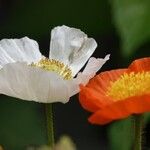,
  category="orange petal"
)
[79,85,112,112]
[87,69,127,91]
[129,57,150,72]
[79,69,127,112]
[88,94,150,125]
